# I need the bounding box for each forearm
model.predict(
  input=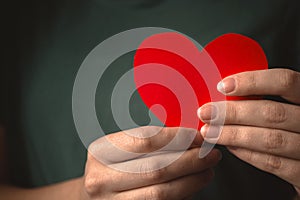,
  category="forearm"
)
[0,177,84,200]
